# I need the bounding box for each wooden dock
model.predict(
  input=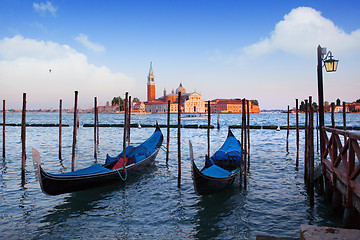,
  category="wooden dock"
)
[321,126,360,227]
